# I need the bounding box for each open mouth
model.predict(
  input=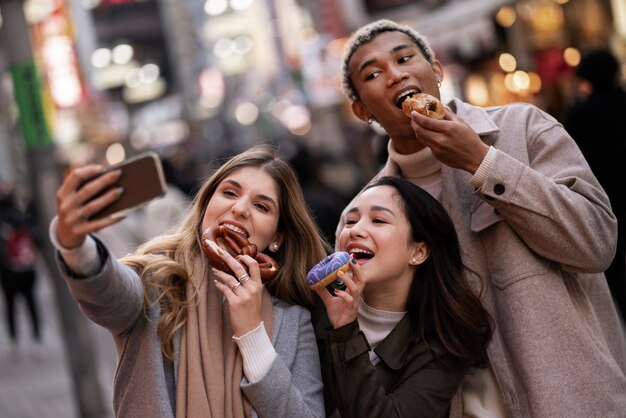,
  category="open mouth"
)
[349,248,374,261]
[221,223,248,238]
[395,88,420,109]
